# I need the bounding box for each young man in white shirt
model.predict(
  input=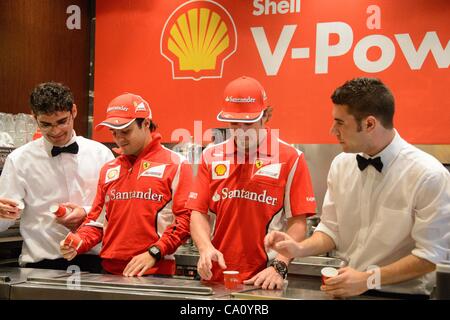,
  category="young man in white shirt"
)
[265,77,450,298]
[0,82,114,272]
